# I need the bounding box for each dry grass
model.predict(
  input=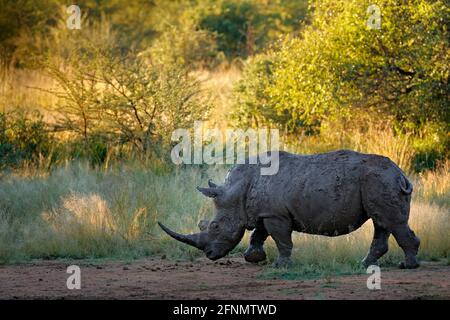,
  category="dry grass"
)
[194,64,242,130]
[0,161,448,268]
[0,68,56,115]
[0,65,447,275]
[413,160,450,207]
[286,120,416,173]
